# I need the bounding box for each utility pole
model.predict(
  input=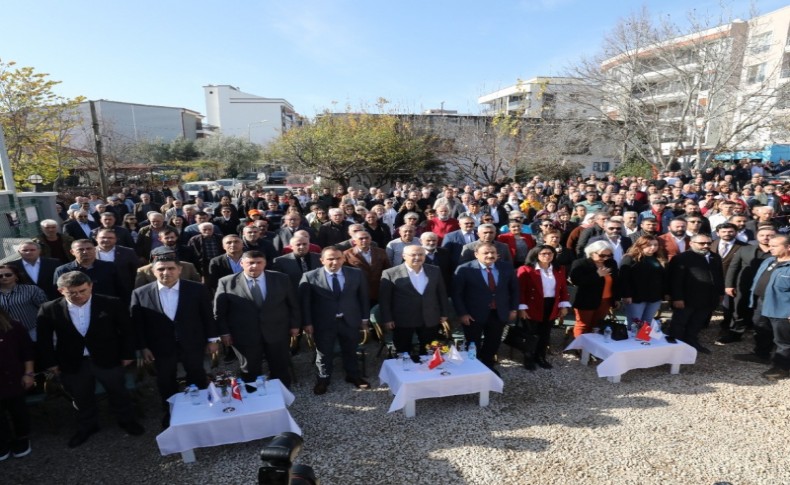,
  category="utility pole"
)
[89,101,110,197]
